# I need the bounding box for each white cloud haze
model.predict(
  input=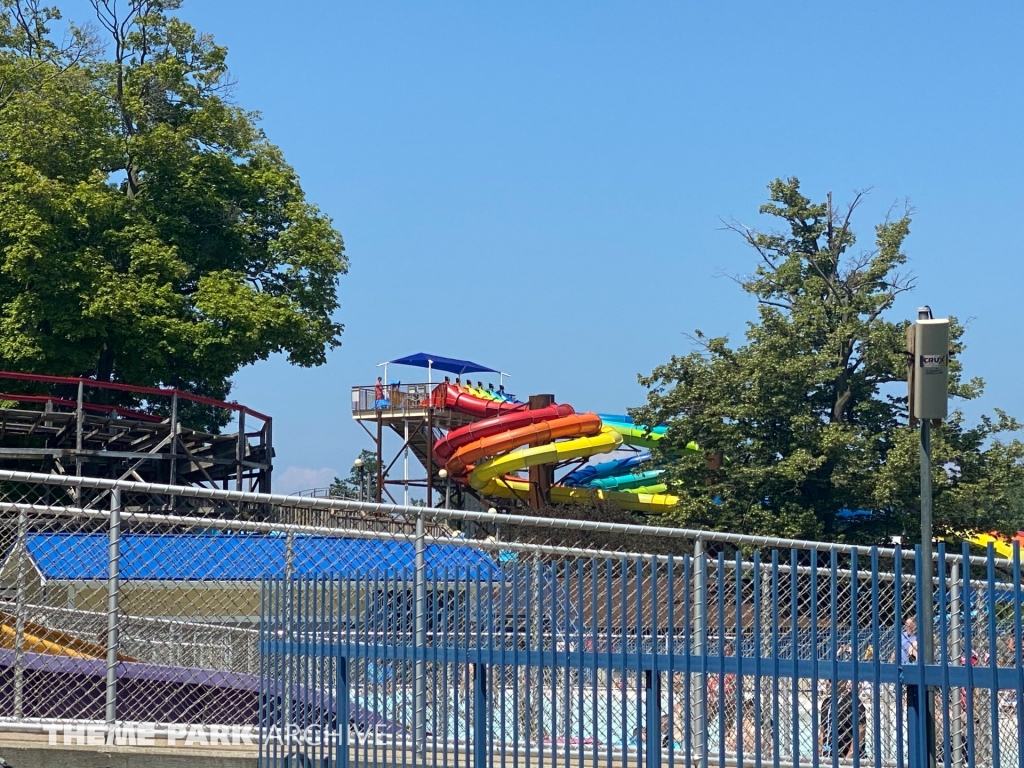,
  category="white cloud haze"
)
[275,466,338,495]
